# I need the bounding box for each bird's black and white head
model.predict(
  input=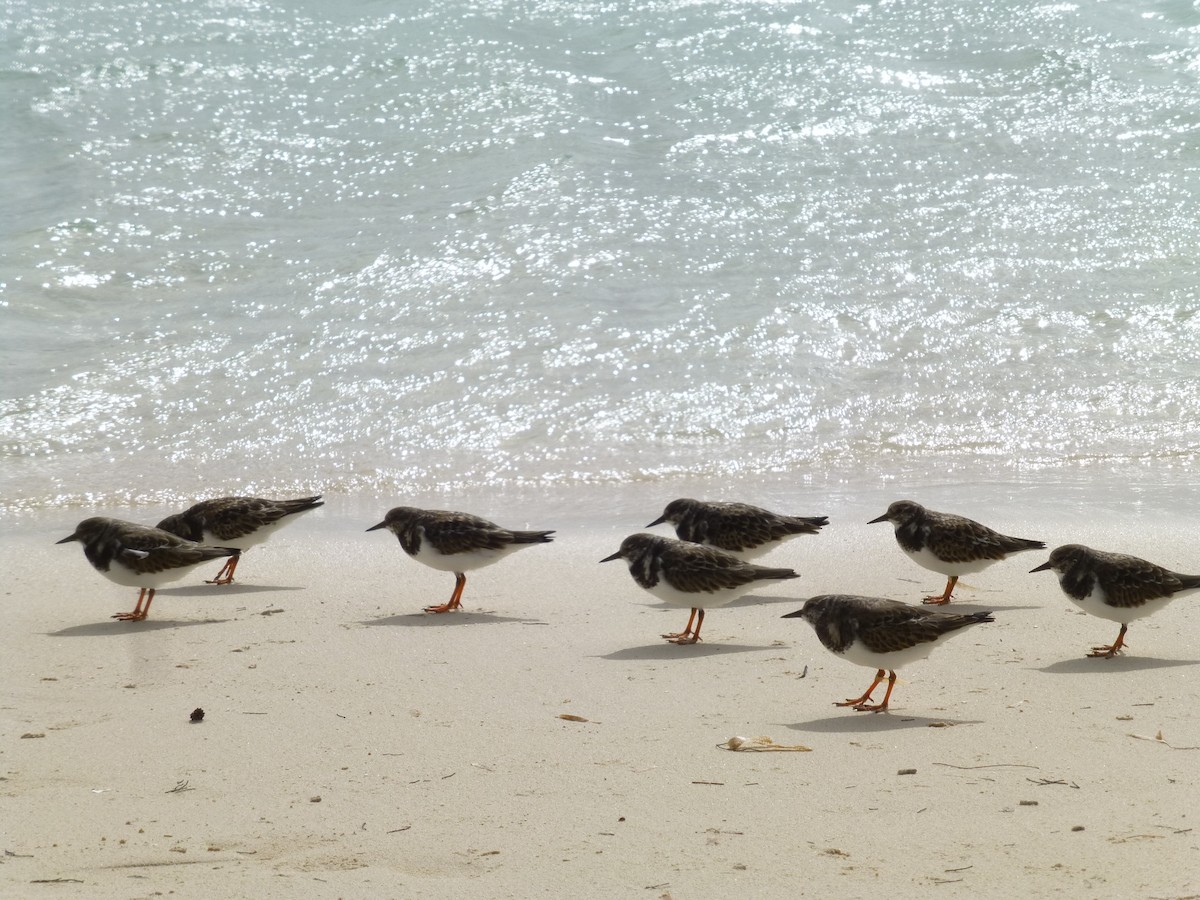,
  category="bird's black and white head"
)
[781,595,830,626]
[781,595,861,654]
[868,500,925,527]
[366,506,422,535]
[600,532,669,566]
[646,498,697,528]
[56,517,113,546]
[1029,543,1090,575]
